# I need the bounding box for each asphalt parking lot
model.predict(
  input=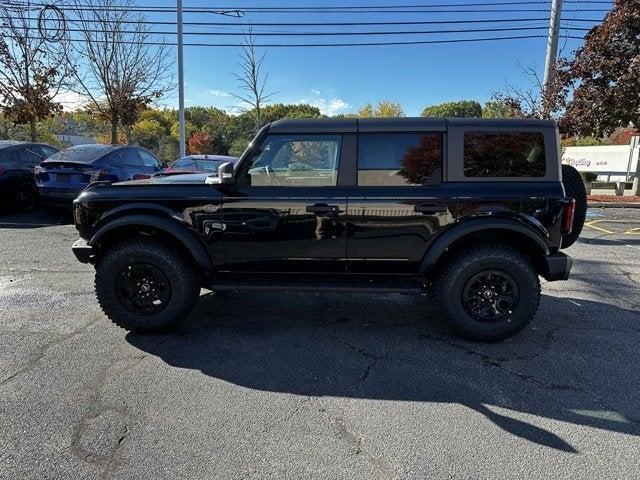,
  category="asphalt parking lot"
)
[1,207,639,479]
